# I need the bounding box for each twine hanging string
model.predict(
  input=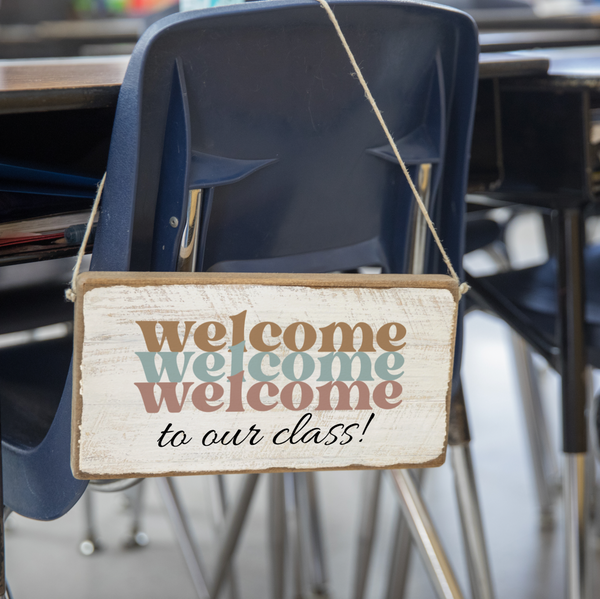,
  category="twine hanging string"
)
[315,0,469,297]
[65,173,107,302]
